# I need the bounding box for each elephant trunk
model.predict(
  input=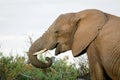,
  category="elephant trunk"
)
[28,52,52,68]
[28,38,53,69]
